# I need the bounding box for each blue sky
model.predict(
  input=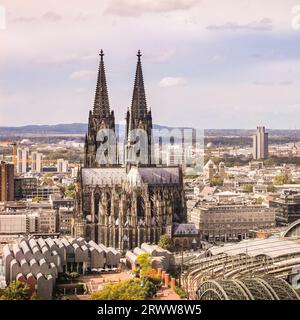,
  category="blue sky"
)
[1,0,300,129]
